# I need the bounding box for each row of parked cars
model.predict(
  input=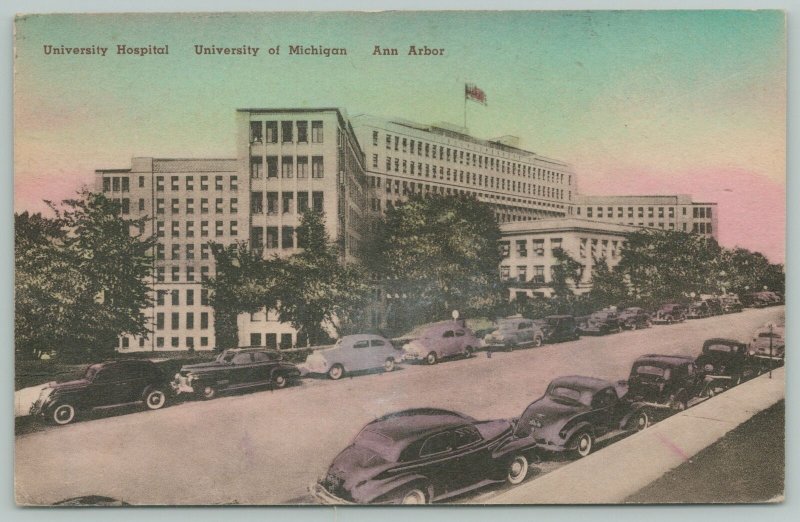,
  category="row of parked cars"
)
[312,321,785,504]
